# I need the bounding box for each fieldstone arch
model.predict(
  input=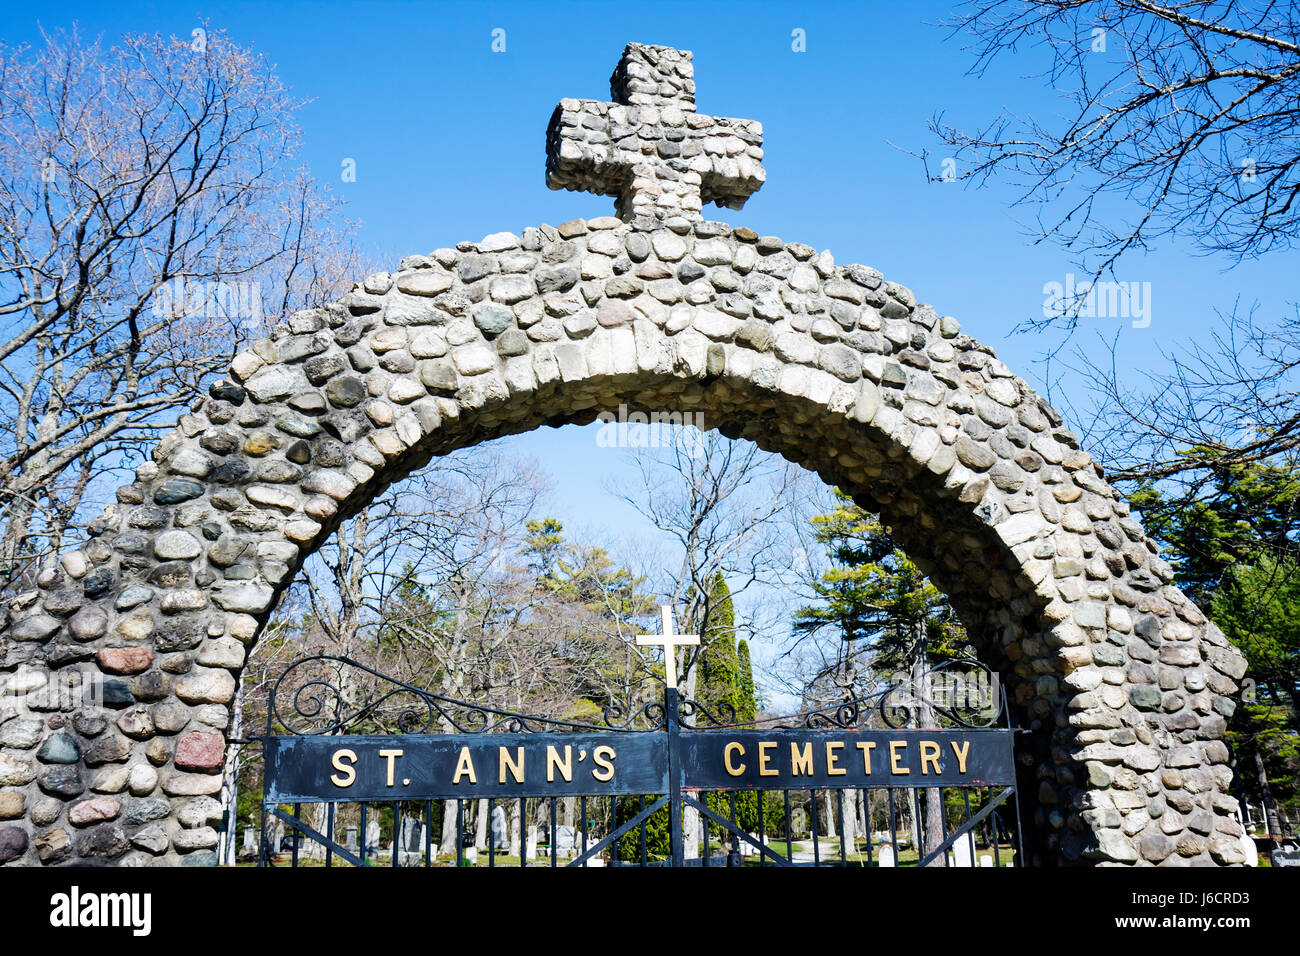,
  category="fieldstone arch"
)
[0,43,1249,868]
